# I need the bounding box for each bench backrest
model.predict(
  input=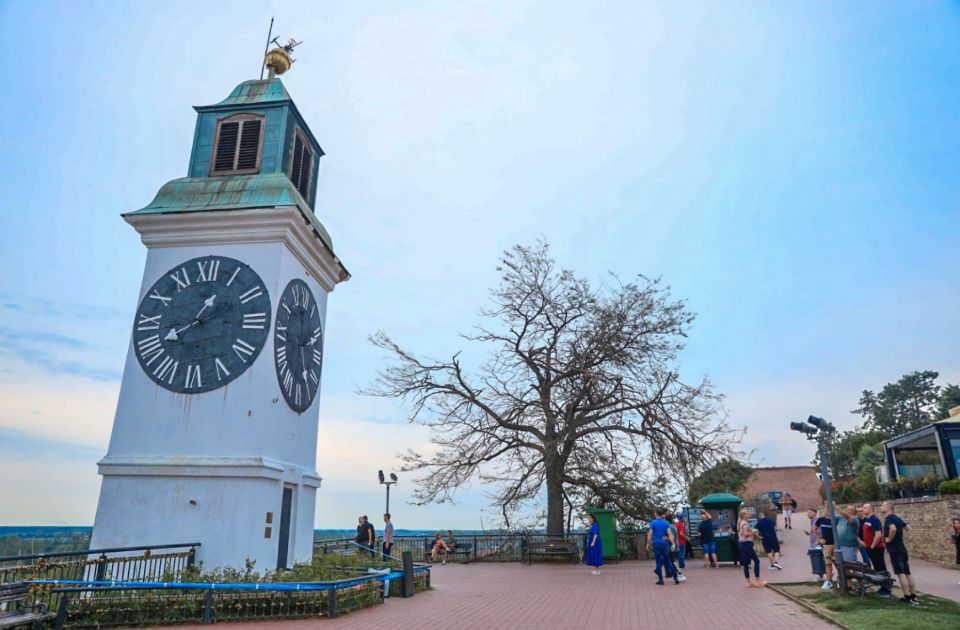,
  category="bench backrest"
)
[0,583,29,604]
